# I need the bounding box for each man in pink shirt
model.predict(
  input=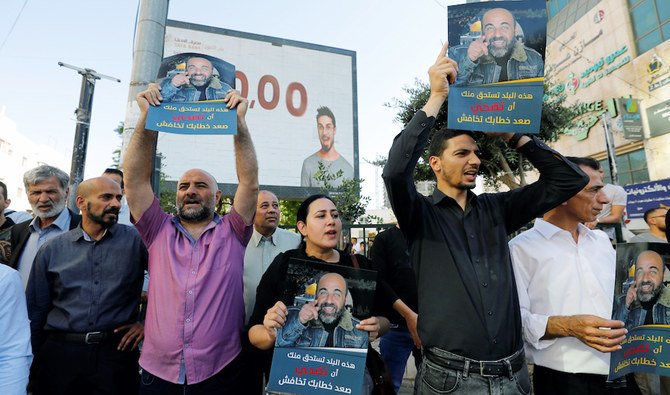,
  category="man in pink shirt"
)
[125,85,258,393]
